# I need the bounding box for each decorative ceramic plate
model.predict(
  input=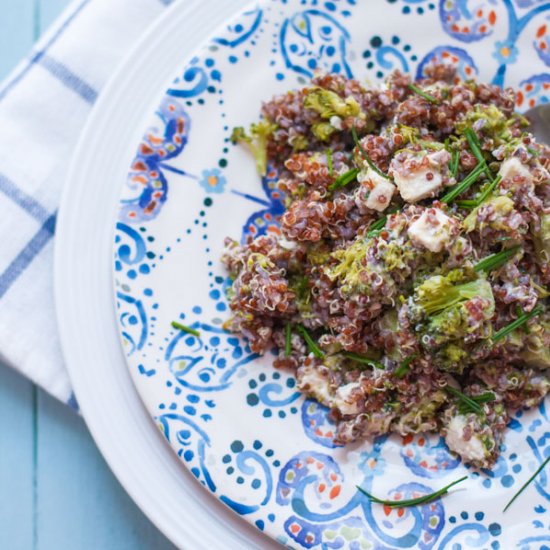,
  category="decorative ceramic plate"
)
[113,1,550,547]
